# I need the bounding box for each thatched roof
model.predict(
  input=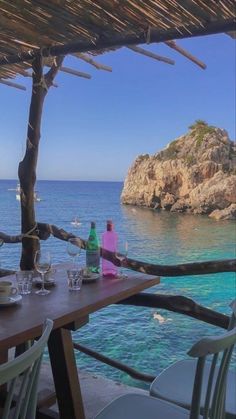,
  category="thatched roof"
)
[0,0,235,85]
